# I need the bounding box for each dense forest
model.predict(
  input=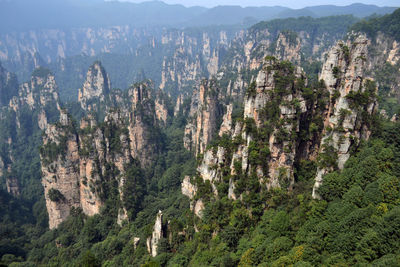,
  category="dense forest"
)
[0,2,400,267]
